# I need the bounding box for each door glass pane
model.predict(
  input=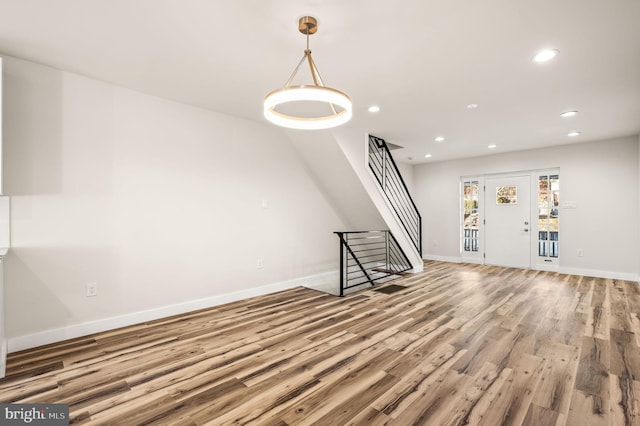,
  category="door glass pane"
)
[496,185,517,204]
[463,181,479,252]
